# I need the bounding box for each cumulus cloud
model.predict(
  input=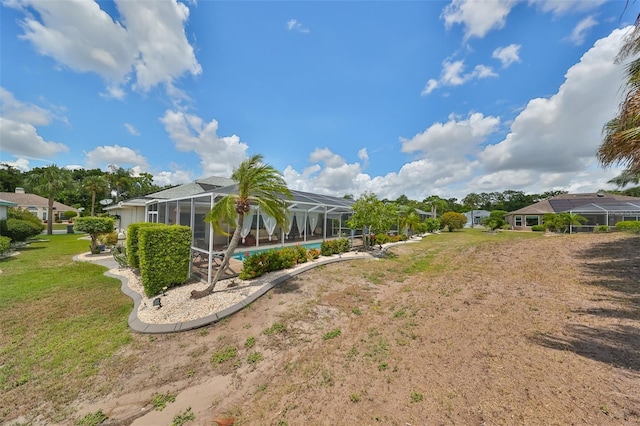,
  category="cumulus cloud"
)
[493,44,521,68]
[441,0,516,40]
[152,169,193,187]
[531,0,607,16]
[568,16,598,45]
[0,88,69,159]
[0,158,31,172]
[477,27,629,183]
[286,19,310,33]
[422,60,497,95]
[160,110,248,177]
[6,0,201,98]
[84,144,148,169]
